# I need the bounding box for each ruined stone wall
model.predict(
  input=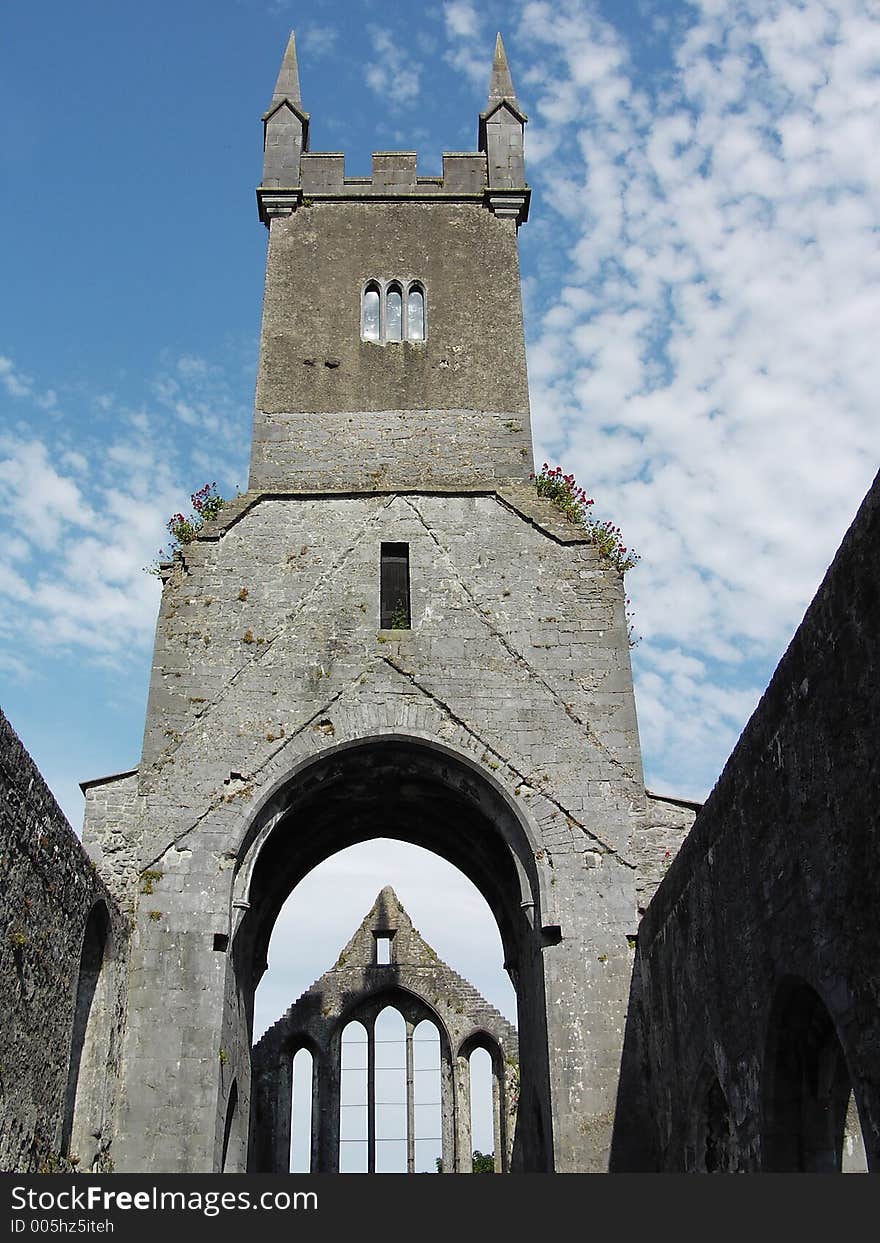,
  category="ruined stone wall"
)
[632,792,699,916]
[251,887,519,1173]
[0,710,127,1173]
[614,469,880,1172]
